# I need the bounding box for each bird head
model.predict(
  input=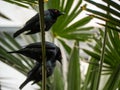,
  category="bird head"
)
[49,9,65,18]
